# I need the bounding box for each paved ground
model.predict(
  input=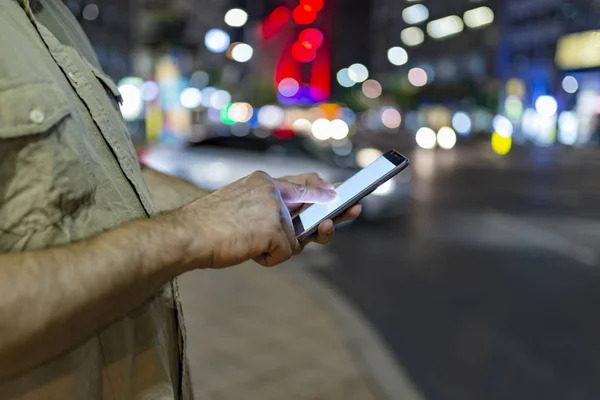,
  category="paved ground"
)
[178,260,423,400]
[317,145,600,400]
